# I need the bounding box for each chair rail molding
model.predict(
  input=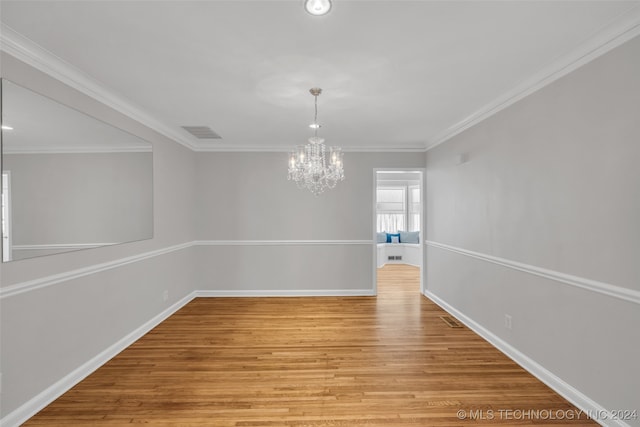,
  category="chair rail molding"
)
[0,242,193,299]
[0,240,375,299]
[425,240,640,305]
